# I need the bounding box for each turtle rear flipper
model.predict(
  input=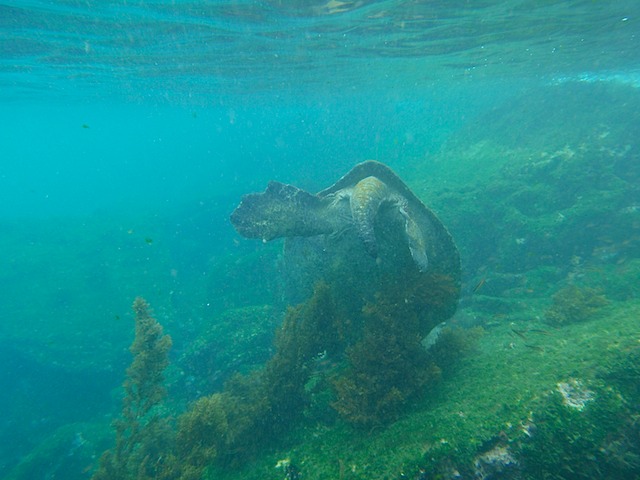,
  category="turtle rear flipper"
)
[231,181,329,241]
